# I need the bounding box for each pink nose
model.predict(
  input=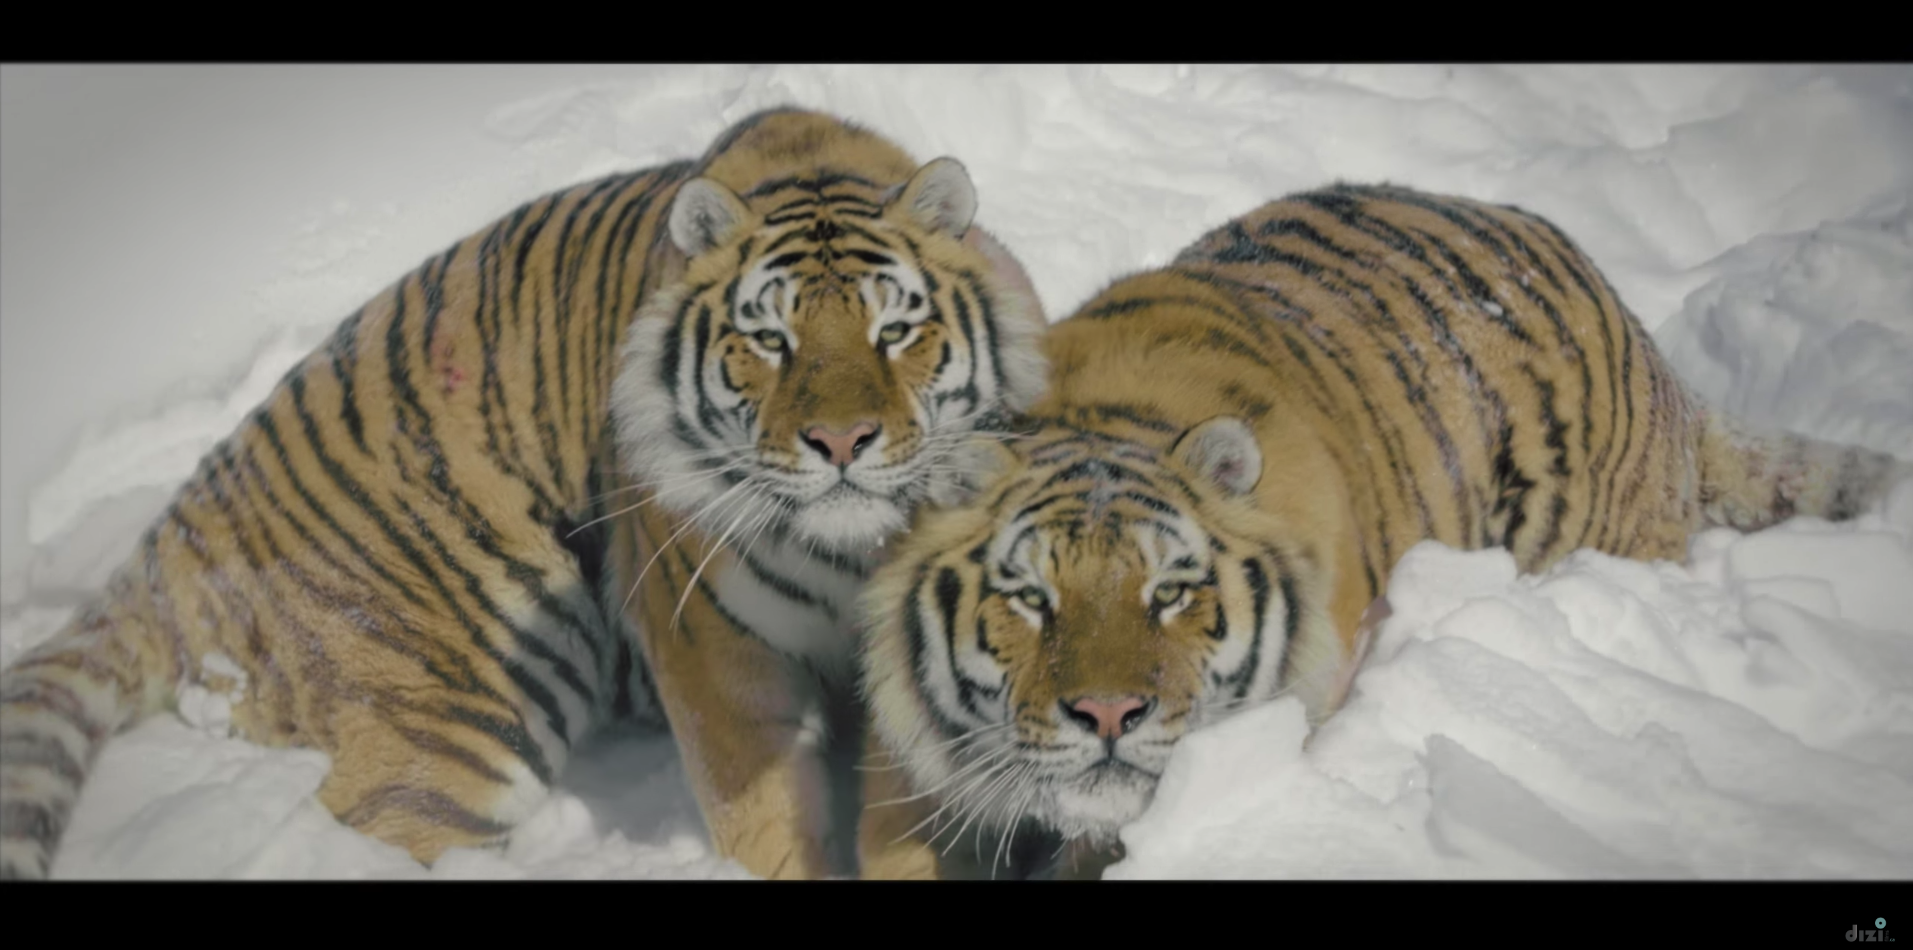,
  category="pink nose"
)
[801,421,880,467]
[1064,696,1154,740]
